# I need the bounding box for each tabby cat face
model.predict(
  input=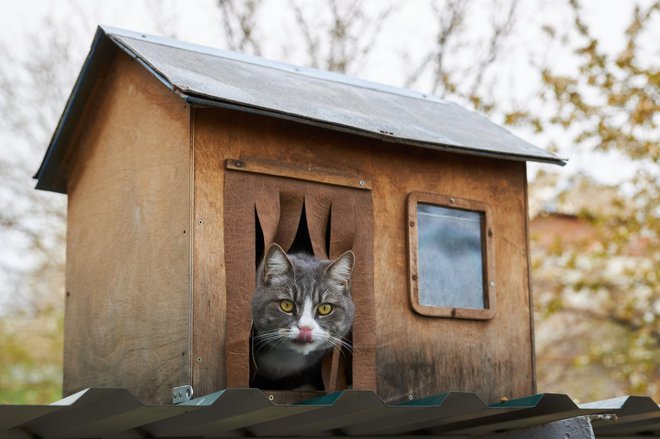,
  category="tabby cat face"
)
[251,244,355,356]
